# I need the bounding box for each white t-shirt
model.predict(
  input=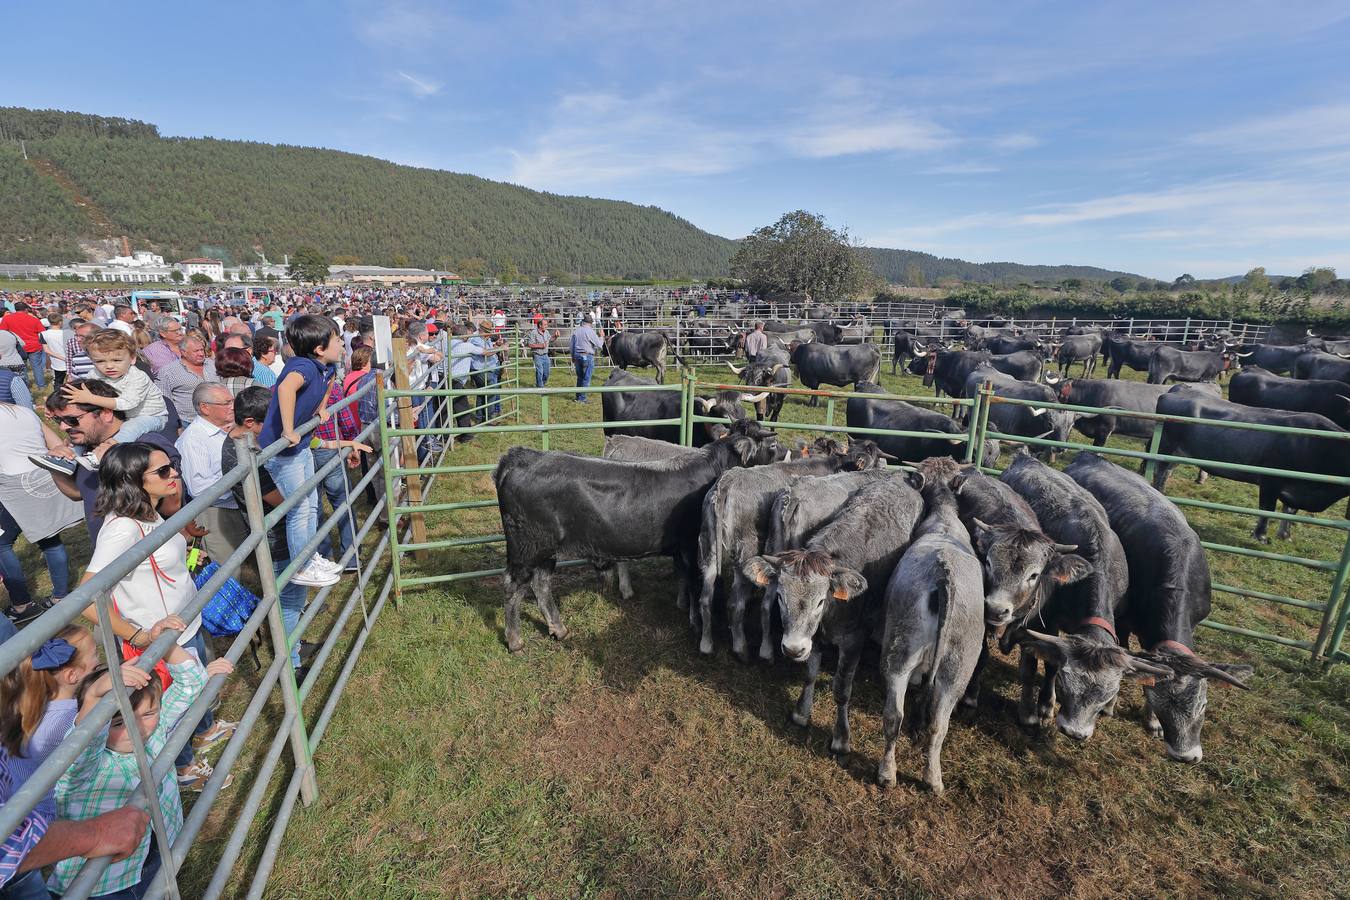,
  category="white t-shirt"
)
[110,320,134,336]
[0,407,45,477]
[40,328,67,371]
[85,514,201,645]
